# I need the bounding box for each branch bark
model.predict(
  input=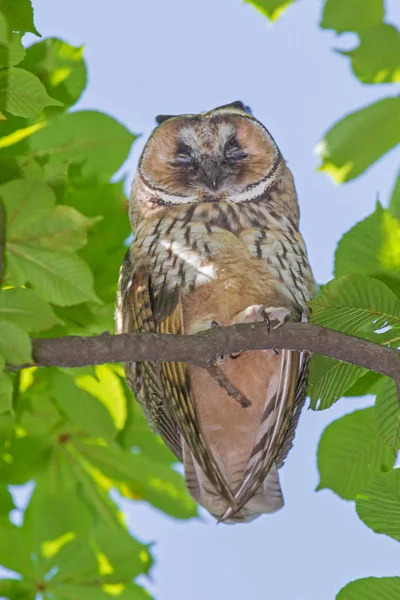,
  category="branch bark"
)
[8,323,400,390]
